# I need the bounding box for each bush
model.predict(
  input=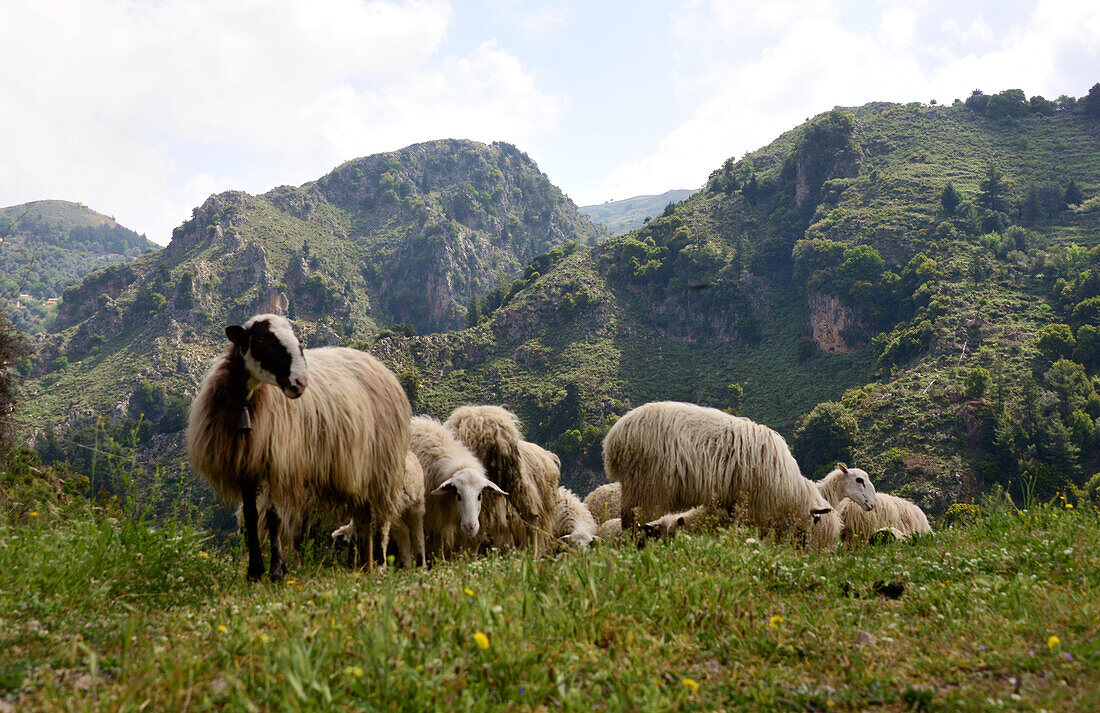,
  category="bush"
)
[965,367,992,398]
[943,502,980,526]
